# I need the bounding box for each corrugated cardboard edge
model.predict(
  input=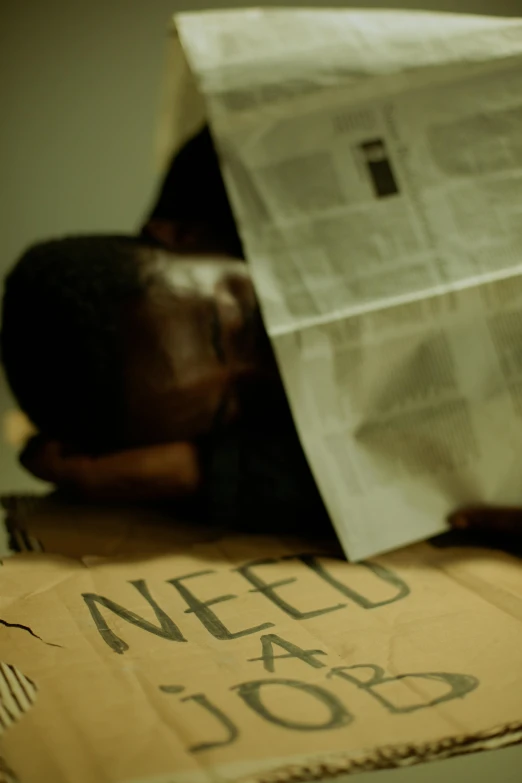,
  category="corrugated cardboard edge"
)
[2,496,521,781]
[0,495,45,555]
[239,722,522,782]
